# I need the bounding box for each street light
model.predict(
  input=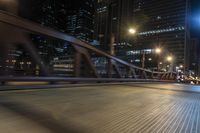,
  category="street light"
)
[155,48,161,54]
[180,64,183,68]
[166,56,174,72]
[155,48,162,71]
[167,56,173,62]
[129,28,136,34]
